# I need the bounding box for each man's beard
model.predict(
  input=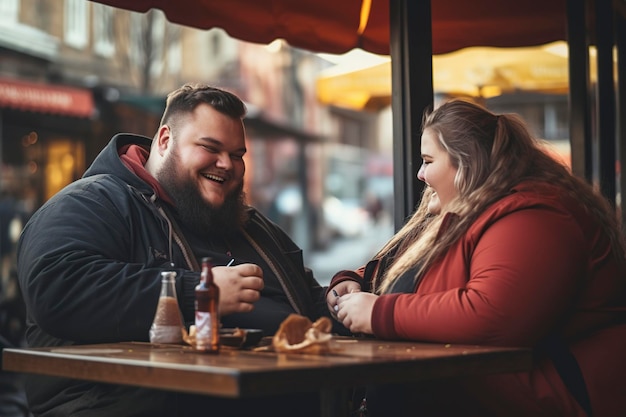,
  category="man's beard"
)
[156,153,248,236]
